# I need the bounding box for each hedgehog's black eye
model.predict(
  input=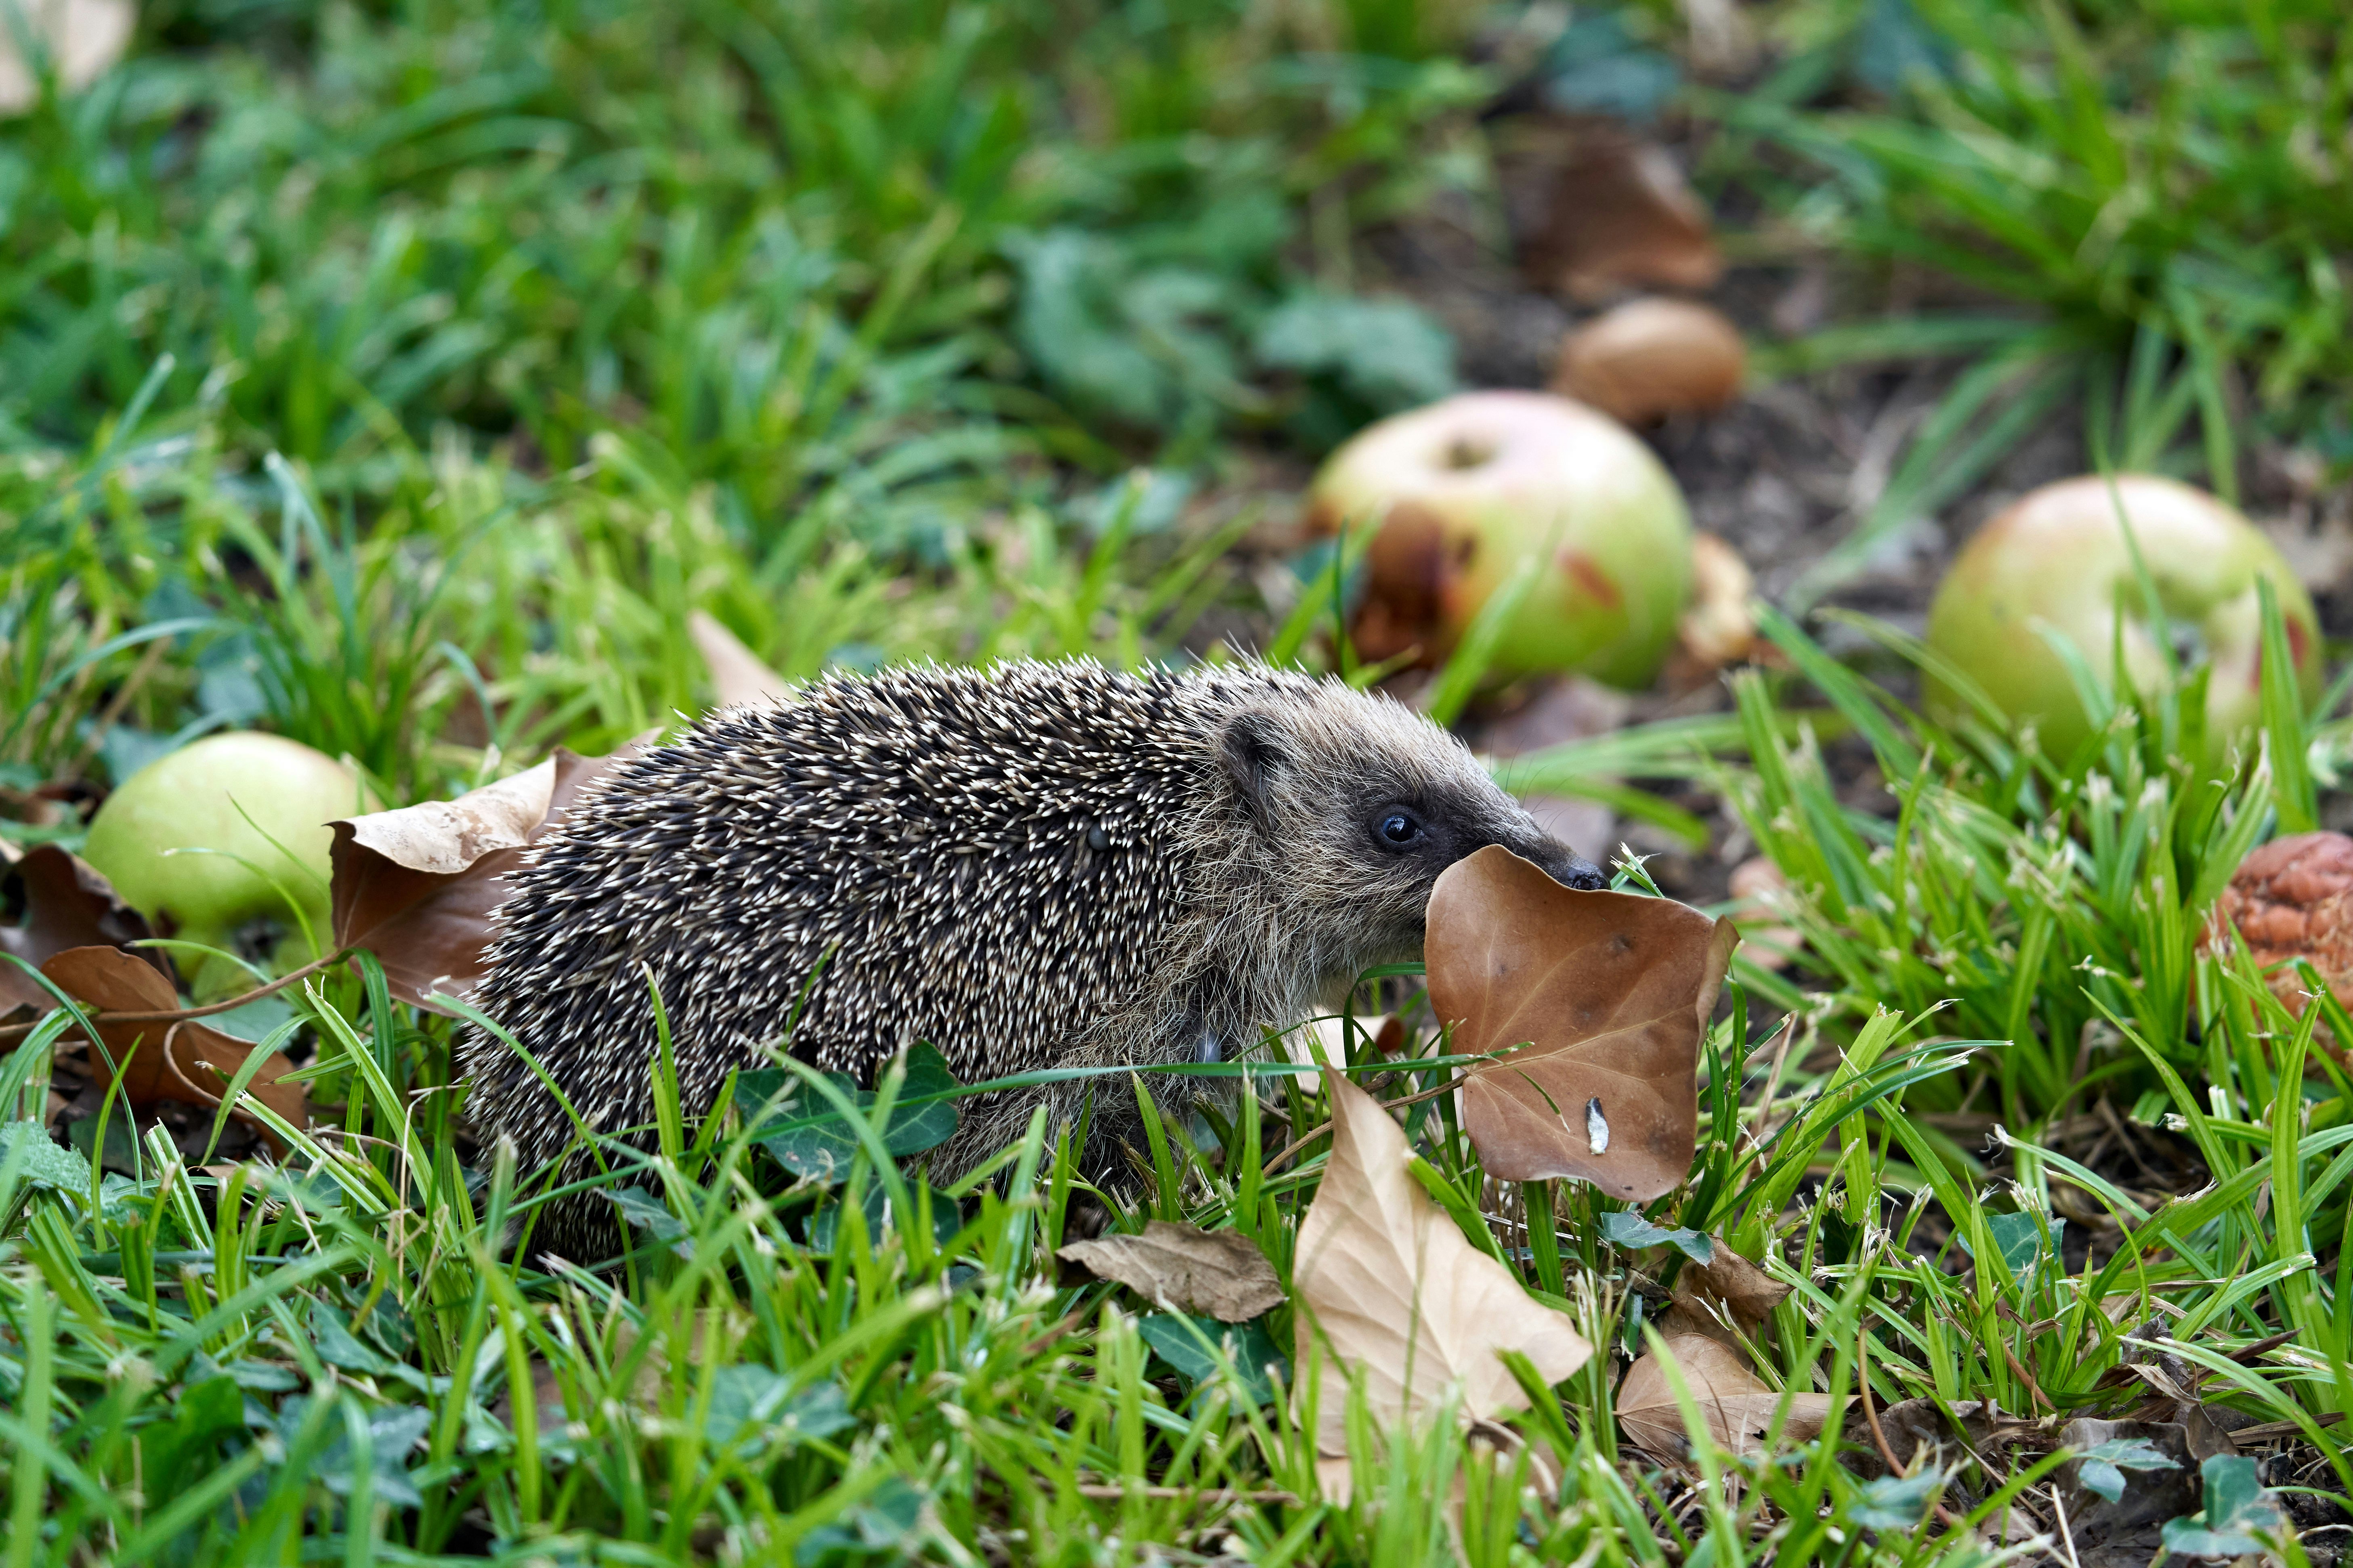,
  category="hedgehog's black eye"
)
[1375,810,1424,849]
